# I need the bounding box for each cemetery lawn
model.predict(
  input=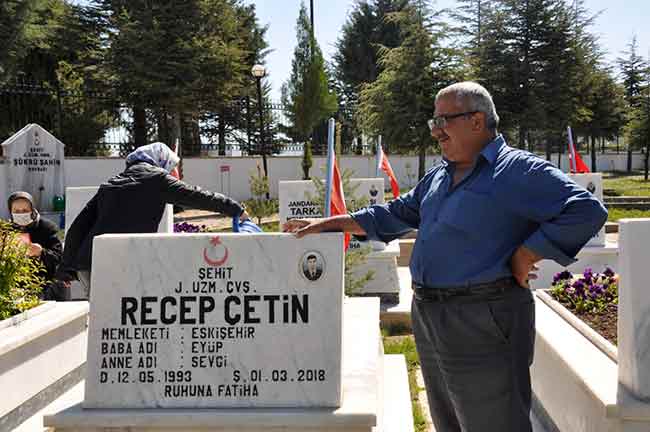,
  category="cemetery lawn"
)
[383,333,428,432]
[607,208,650,222]
[603,171,650,196]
